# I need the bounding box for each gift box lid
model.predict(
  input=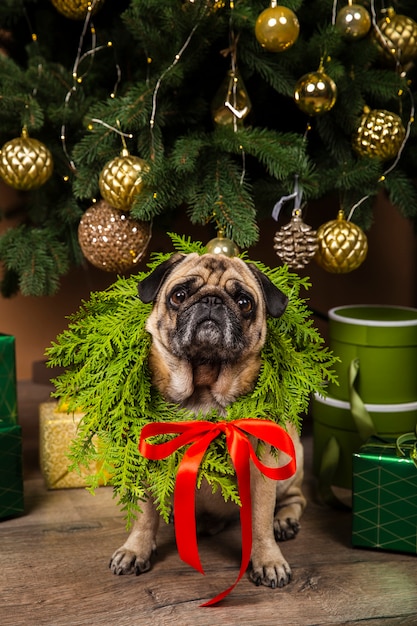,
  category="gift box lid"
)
[329,305,417,347]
